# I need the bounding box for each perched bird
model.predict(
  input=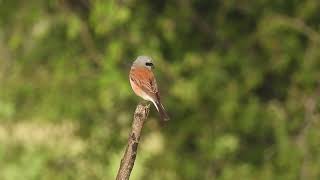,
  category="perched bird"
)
[129,56,170,121]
